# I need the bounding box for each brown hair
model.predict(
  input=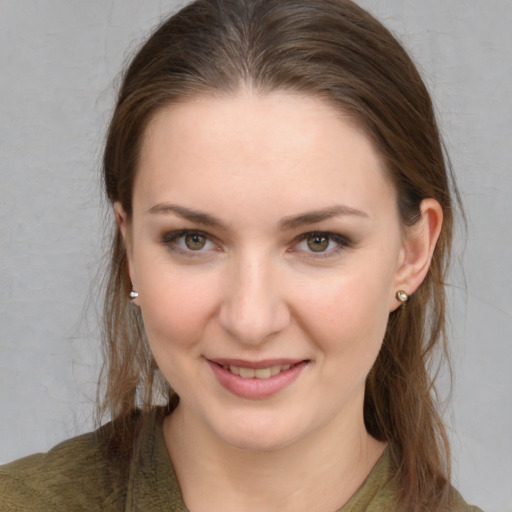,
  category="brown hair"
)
[100,0,459,509]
